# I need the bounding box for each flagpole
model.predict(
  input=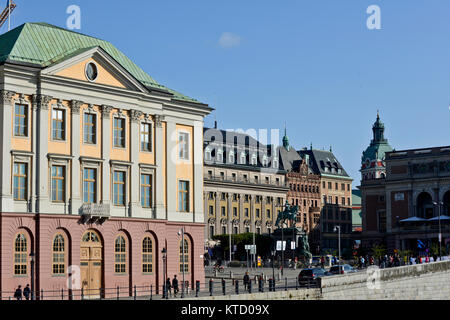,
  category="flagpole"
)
[8,0,11,31]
